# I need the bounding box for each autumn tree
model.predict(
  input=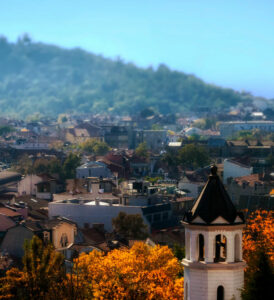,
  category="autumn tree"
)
[135,142,149,158]
[242,210,274,299]
[112,212,148,239]
[243,210,274,267]
[0,236,67,300]
[72,242,184,299]
[241,248,273,300]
